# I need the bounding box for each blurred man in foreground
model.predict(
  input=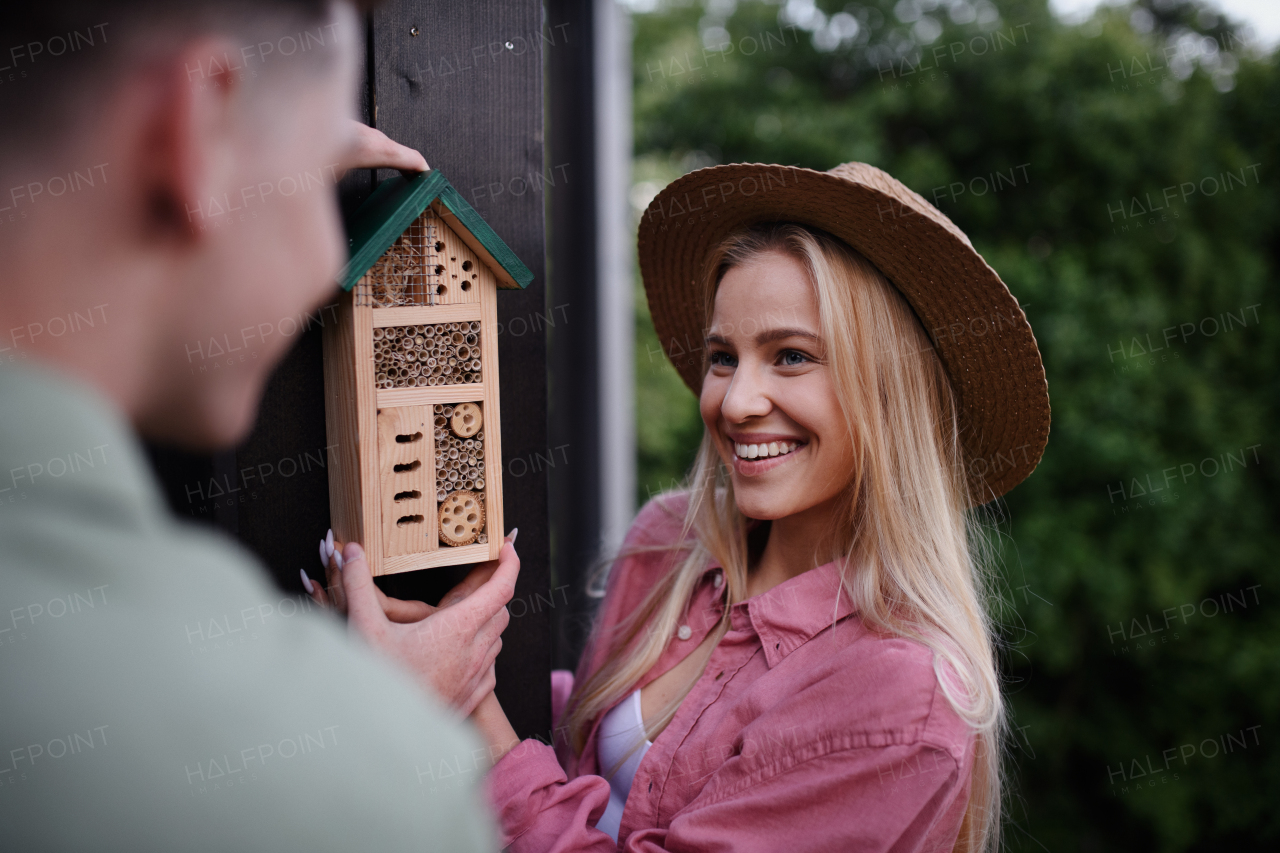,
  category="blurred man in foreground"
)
[0,3,512,849]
